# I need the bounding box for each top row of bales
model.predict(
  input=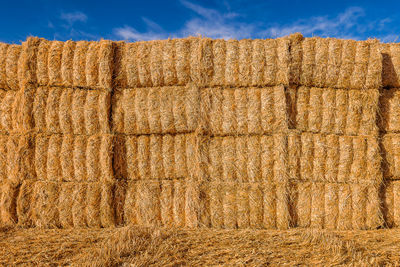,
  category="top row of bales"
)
[2,34,400,90]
